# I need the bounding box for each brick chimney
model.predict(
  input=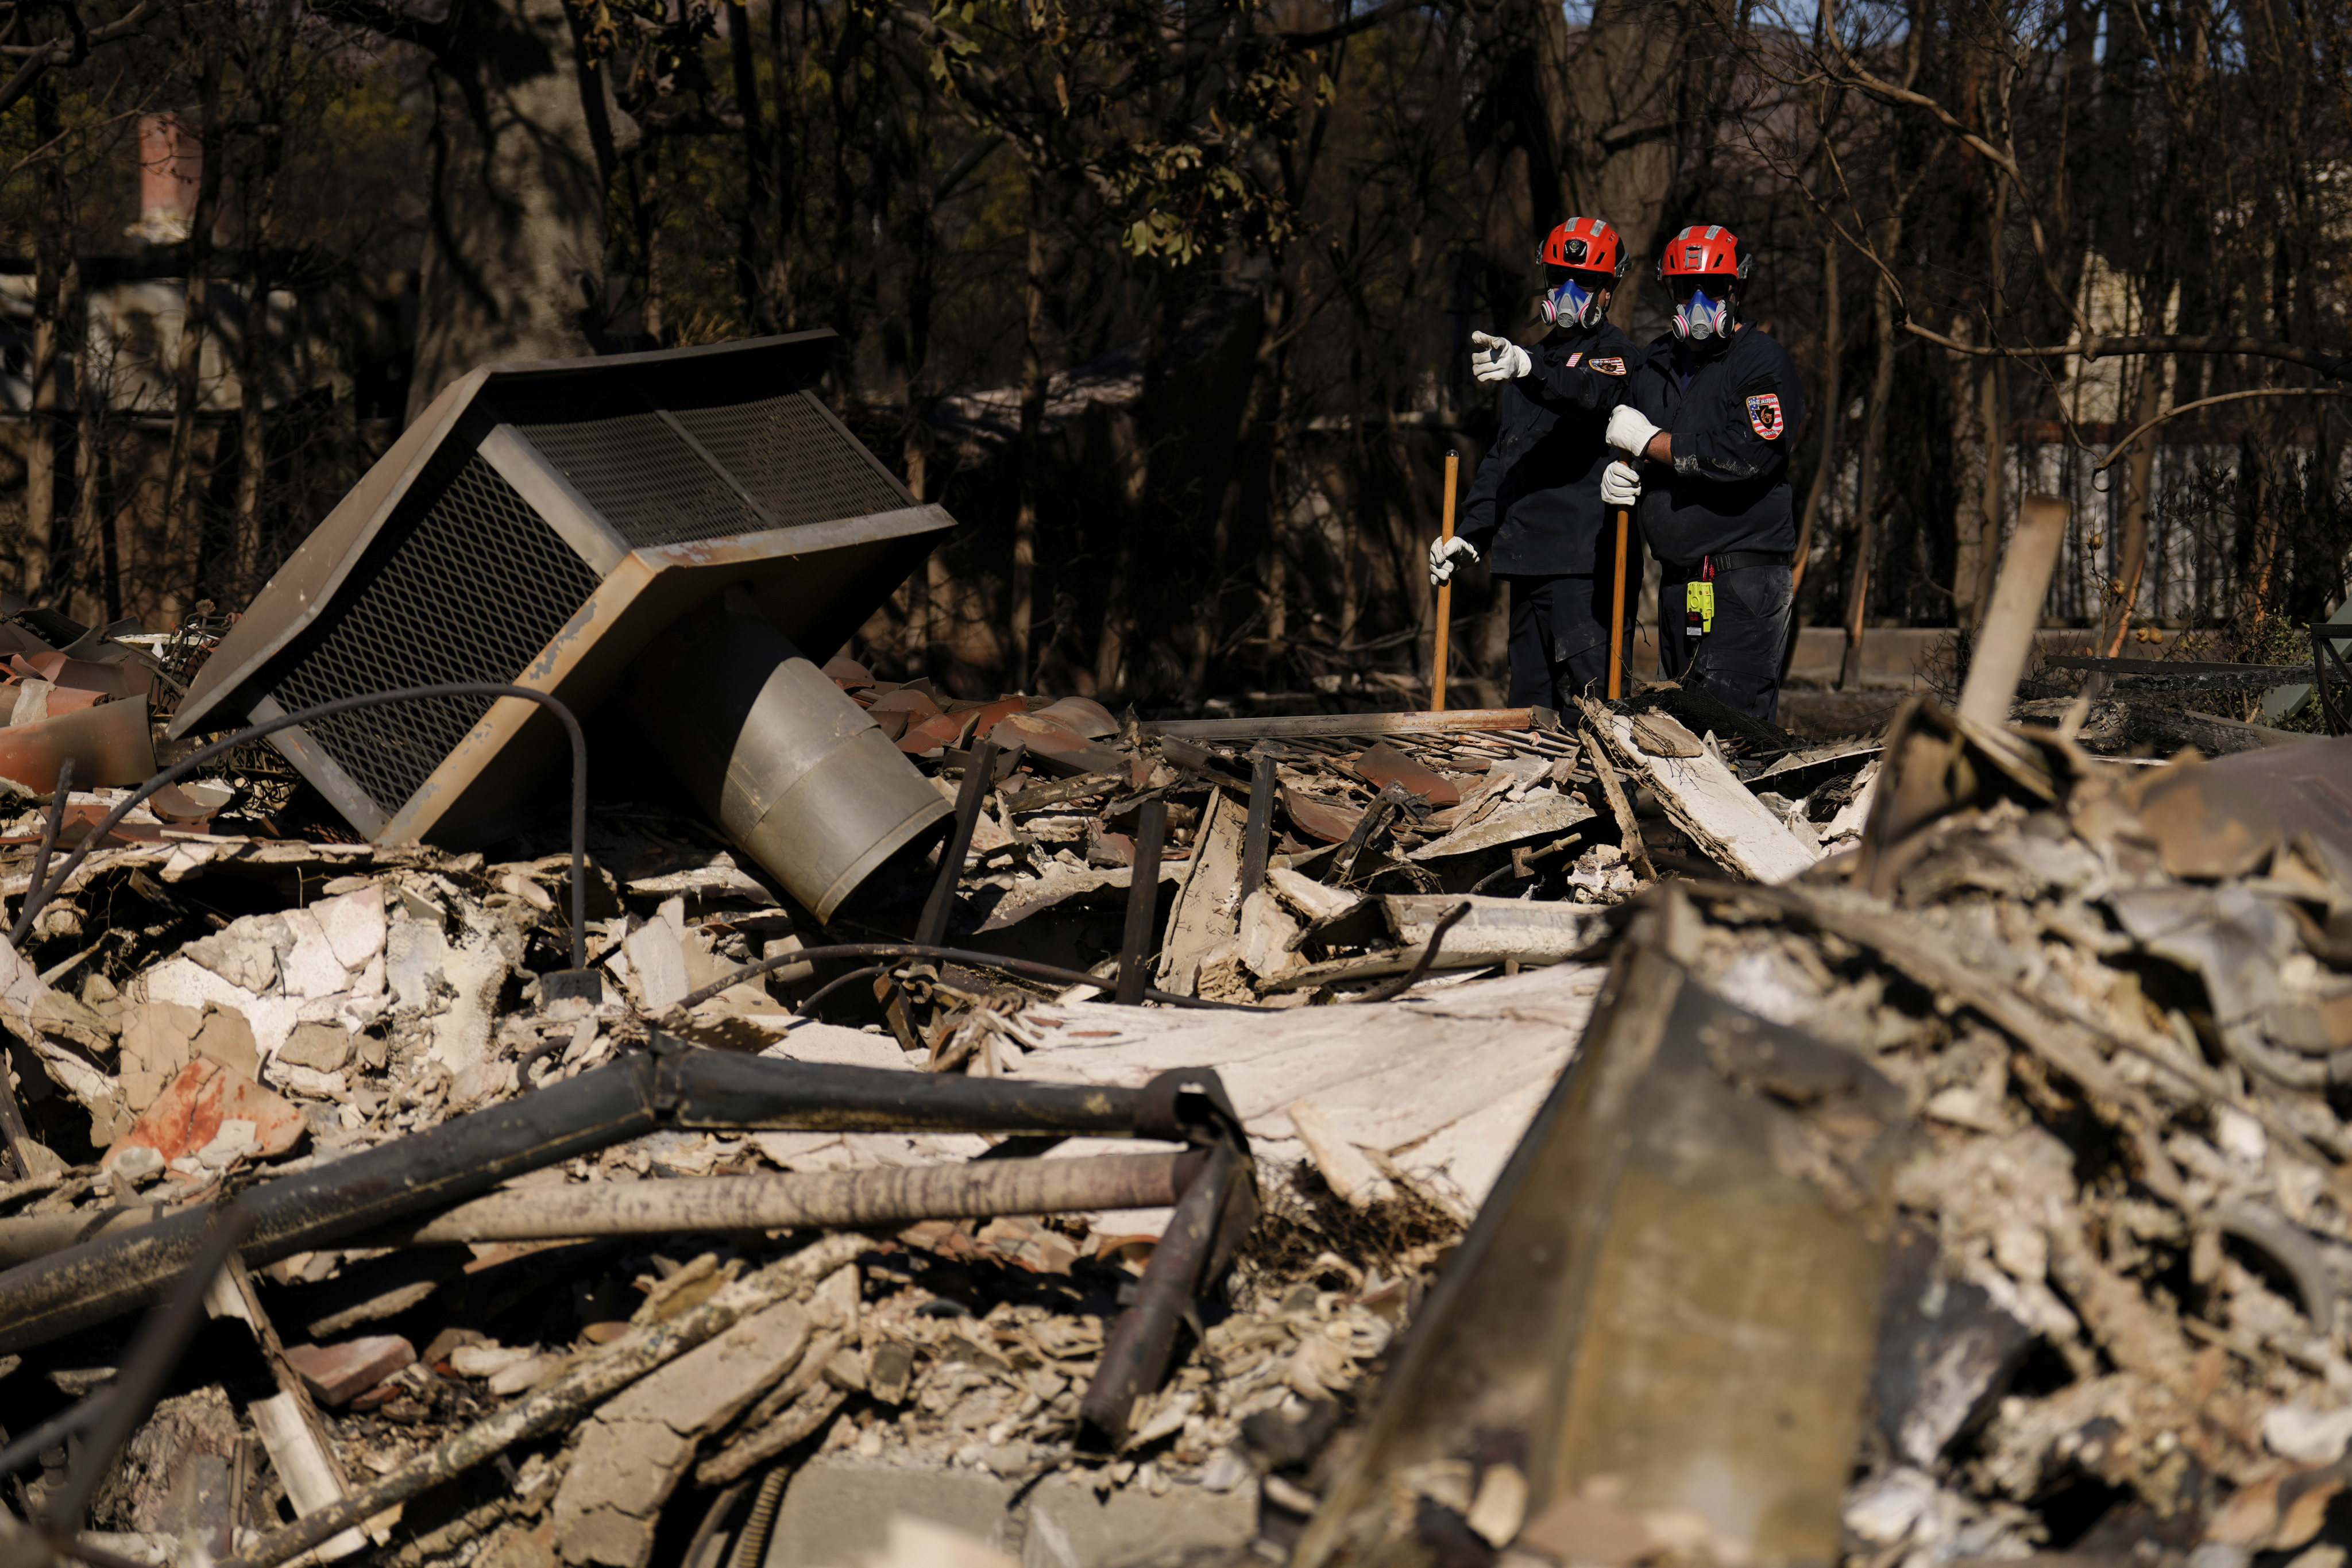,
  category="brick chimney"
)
[126,113,199,245]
